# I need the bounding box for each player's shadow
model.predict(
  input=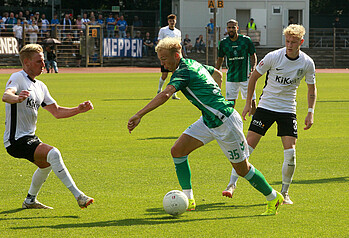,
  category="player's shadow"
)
[0,213,78,221]
[11,214,260,230]
[137,136,178,140]
[146,202,265,215]
[102,98,153,101]
[269,176,349,185]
